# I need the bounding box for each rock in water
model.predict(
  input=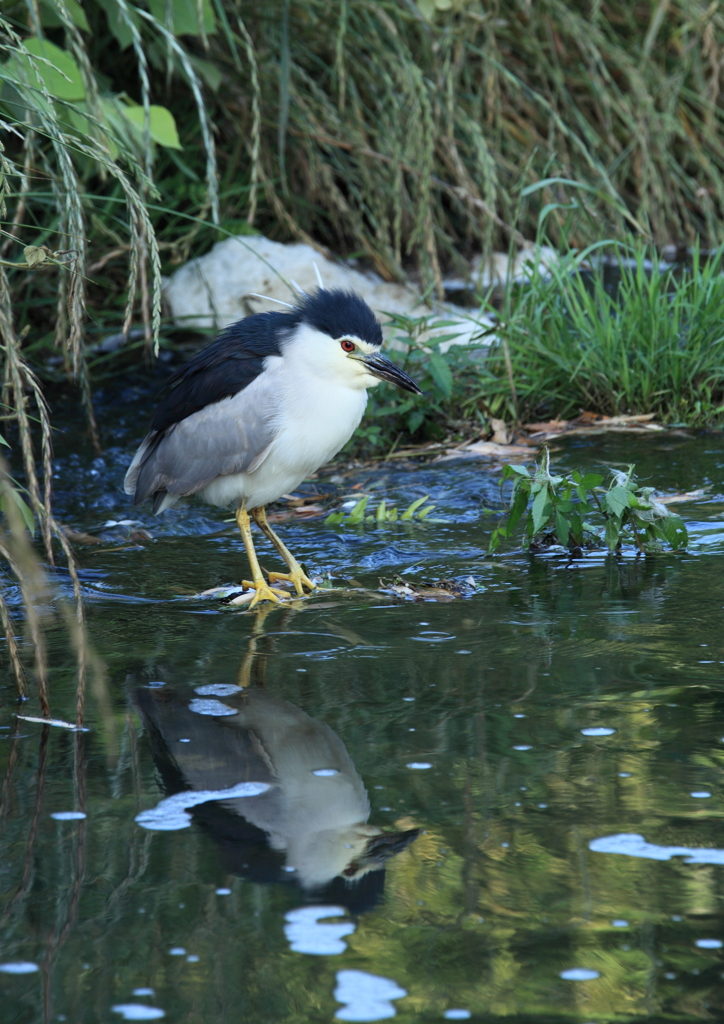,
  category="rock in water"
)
[162,234,494,349]
[163,235,429,332]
